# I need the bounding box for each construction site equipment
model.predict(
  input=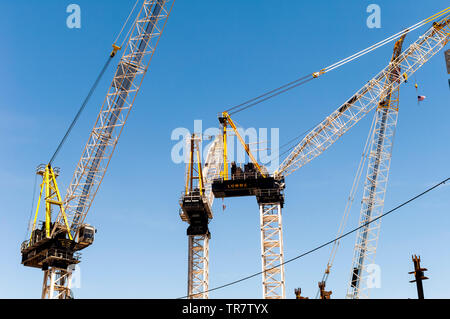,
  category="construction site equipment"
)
[210,13,449,299]
[318,35,407,298]
[294,288,309,299]
[212,112,286,299]
[318,281,332,299]
[21,0,174,299]
[346,34,406,299]
[409,255,429,299]
[180,134,223,299]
